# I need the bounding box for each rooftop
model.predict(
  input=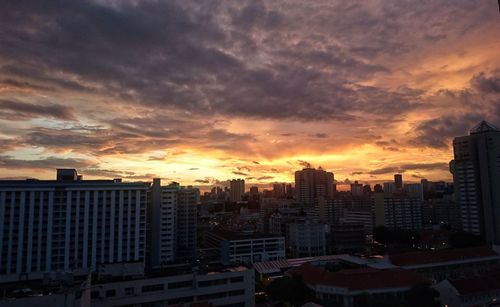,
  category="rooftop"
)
[289,263,428,291]
[470,120,500,134]
[207,229,284,241]
[449,270,500,295]
[389,246,498,267]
